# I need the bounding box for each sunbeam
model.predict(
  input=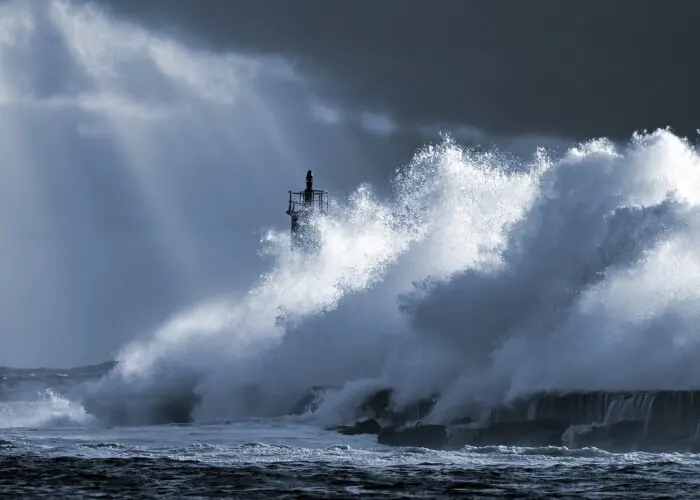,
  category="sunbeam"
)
[0,0,329,366]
